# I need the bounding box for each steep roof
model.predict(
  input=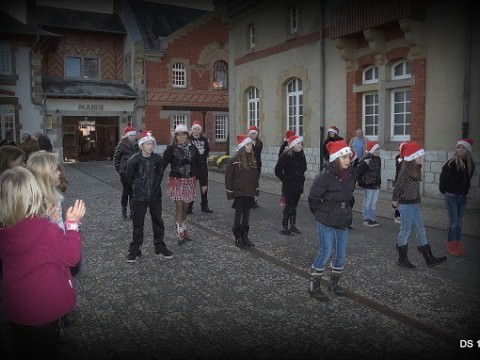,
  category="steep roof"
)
[128,0,209,50]
[43,77,137,99]
[0,10,60,38]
